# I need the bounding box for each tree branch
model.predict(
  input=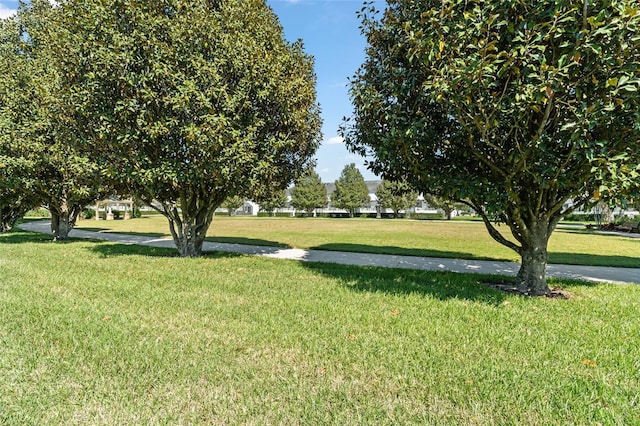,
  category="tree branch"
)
[534,94,554,142]
[463,199,521,253]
